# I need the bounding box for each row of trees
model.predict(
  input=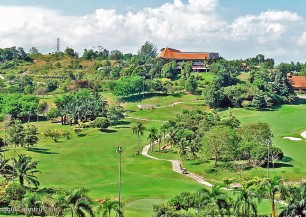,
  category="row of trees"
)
[52,89,124,126]
[153,176,306,217]
[0,181,122,217]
